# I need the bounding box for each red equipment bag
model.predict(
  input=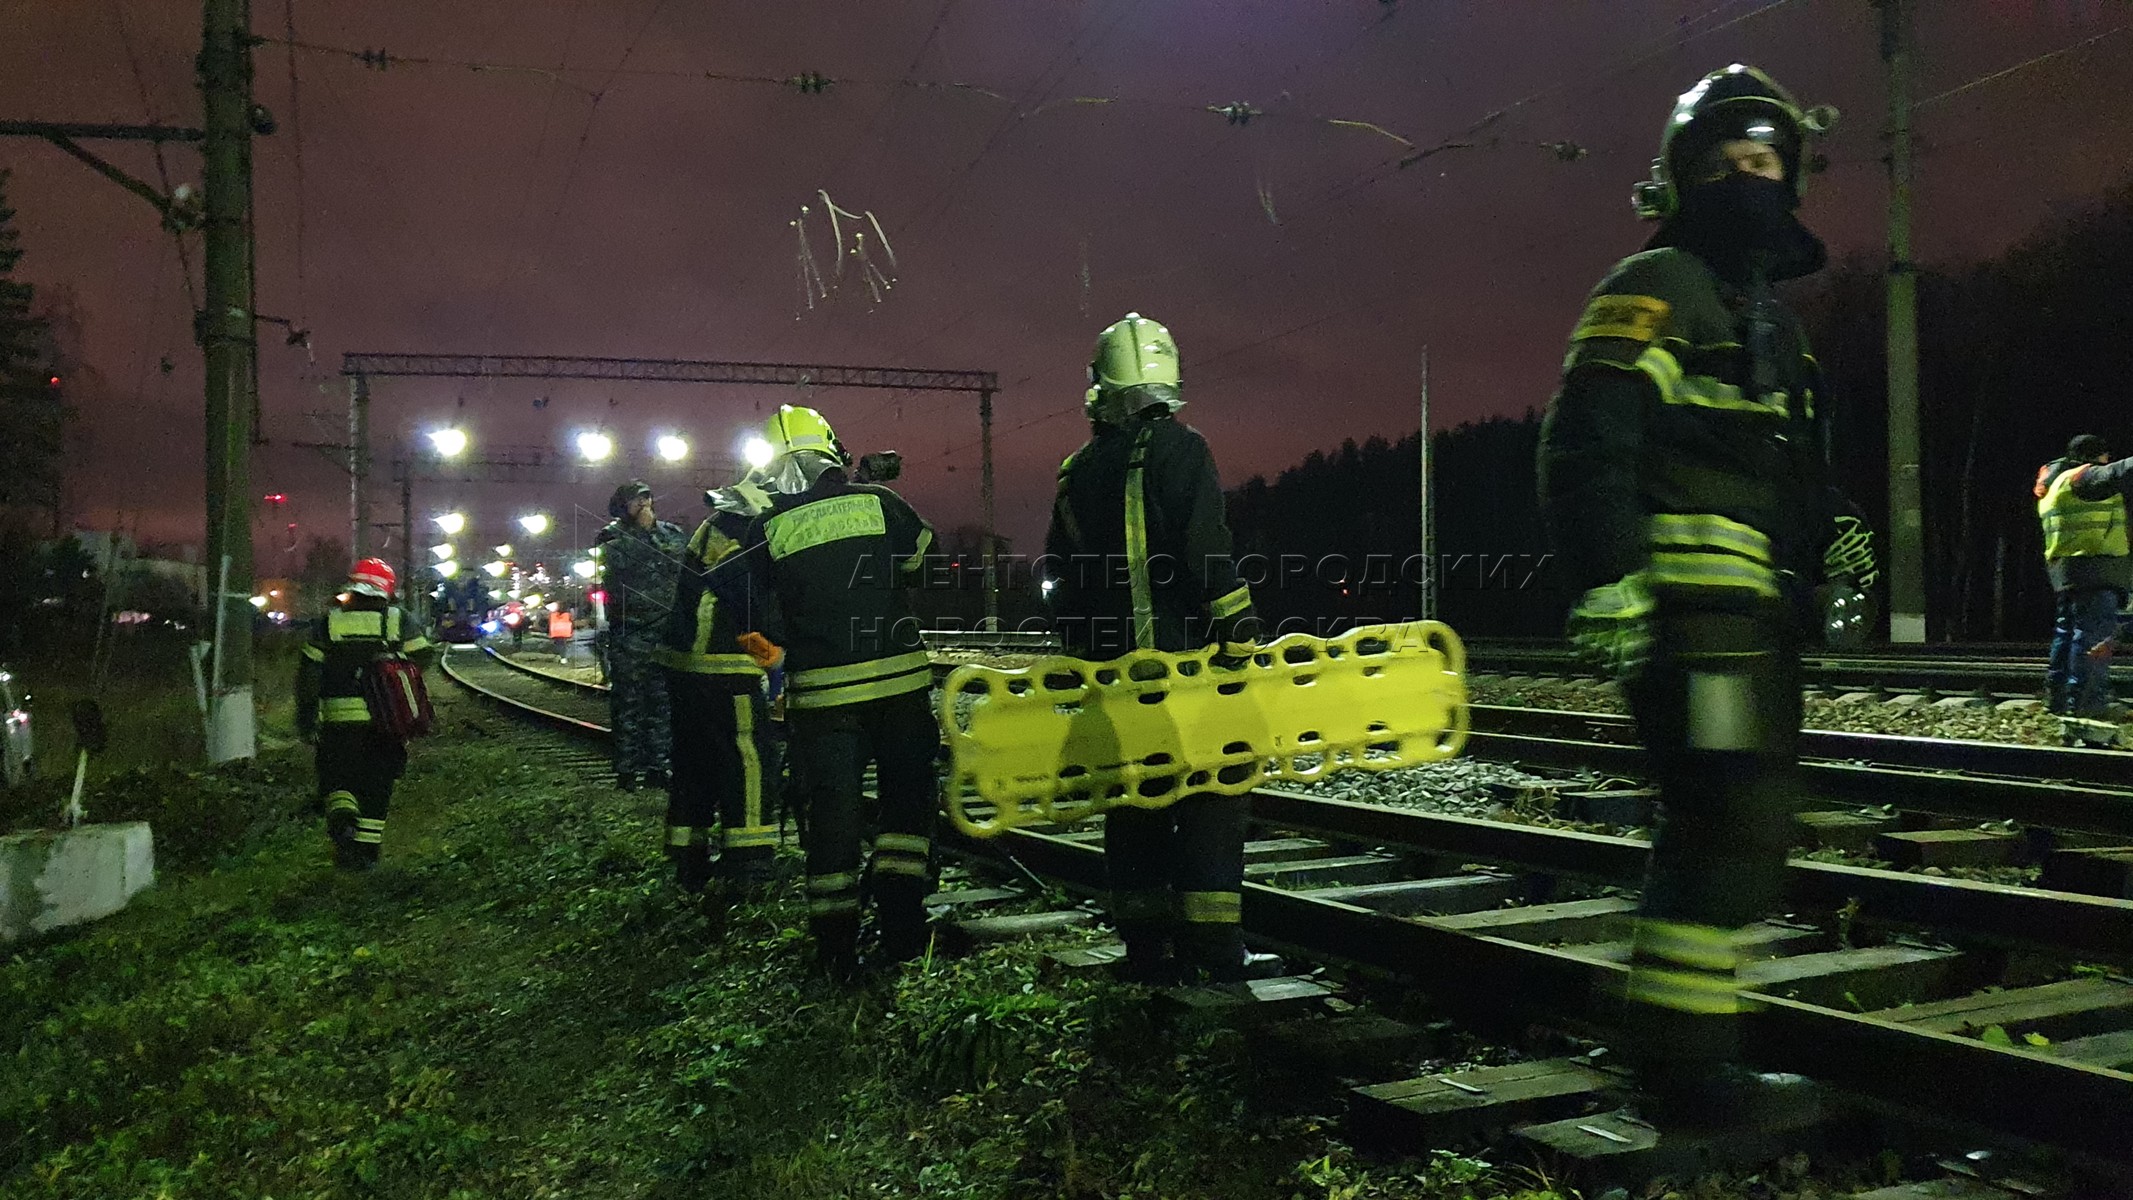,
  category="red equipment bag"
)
[364,656,435,739]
